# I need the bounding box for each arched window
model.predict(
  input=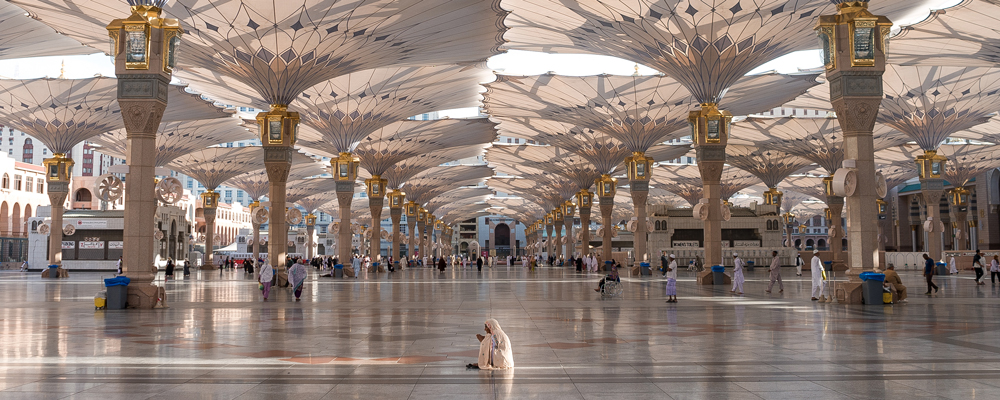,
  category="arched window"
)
[655,220,661,230]
[1,173,8,189]
[75,188,92,202]
[766,220,773,230]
